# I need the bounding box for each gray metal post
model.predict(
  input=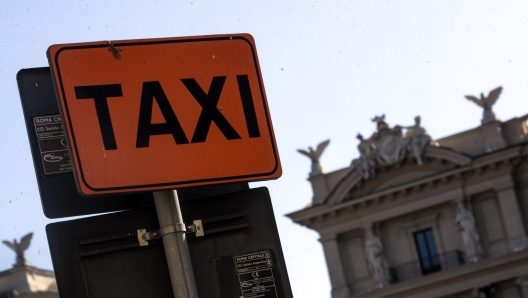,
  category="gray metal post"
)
[153,189,199,298]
